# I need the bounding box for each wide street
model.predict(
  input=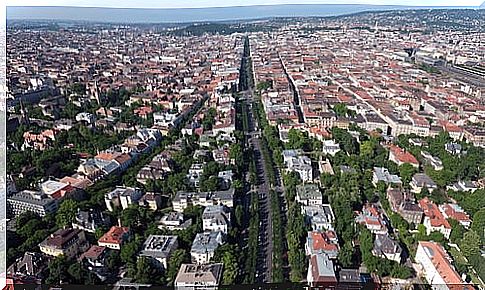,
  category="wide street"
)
[240,90,274,283]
